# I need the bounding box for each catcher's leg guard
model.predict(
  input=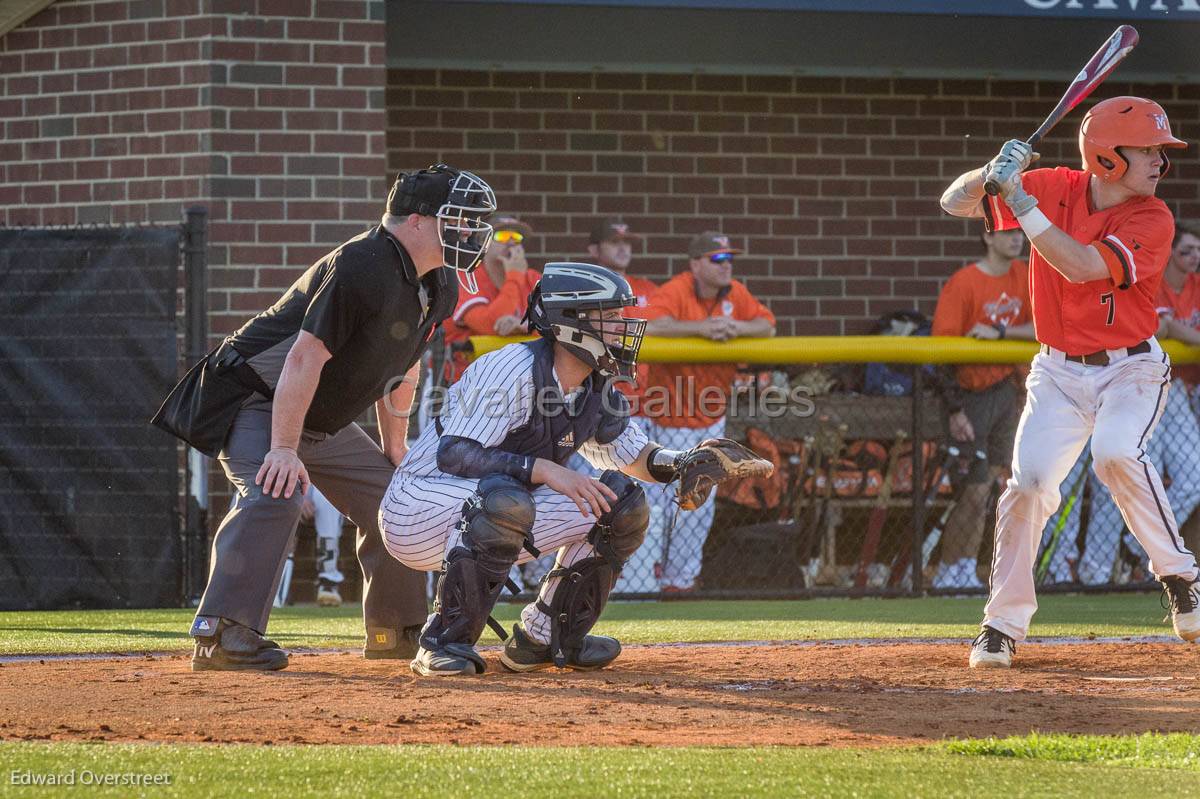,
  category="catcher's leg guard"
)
[417,475,534,674]
[520,471,649,670]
